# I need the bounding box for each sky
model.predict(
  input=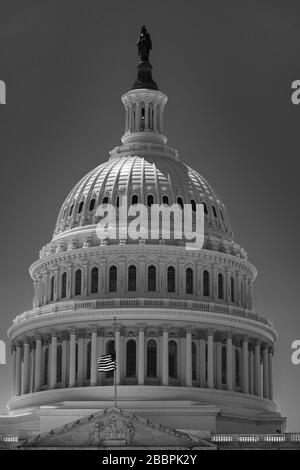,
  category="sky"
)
[0,0,299,430]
